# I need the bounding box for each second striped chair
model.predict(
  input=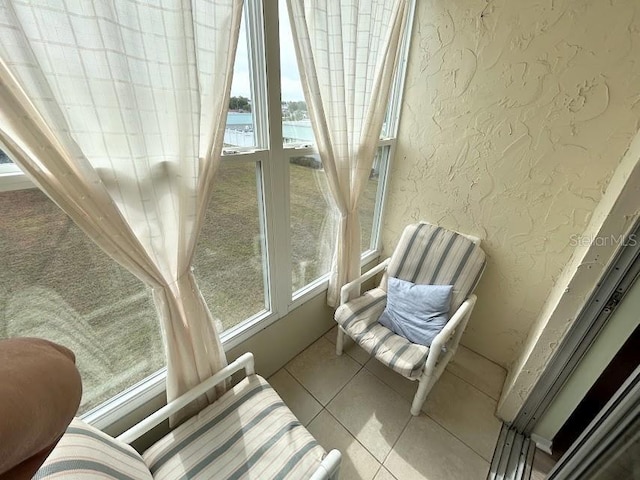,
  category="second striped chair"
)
[335,222,486,415]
